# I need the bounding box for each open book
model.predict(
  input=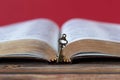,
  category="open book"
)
[0,18,120,63]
